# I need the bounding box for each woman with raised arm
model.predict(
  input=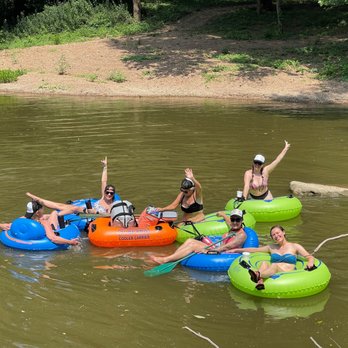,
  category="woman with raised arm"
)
[26,156,117,216]
[242,140,291,201]
[156,168,204,224]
